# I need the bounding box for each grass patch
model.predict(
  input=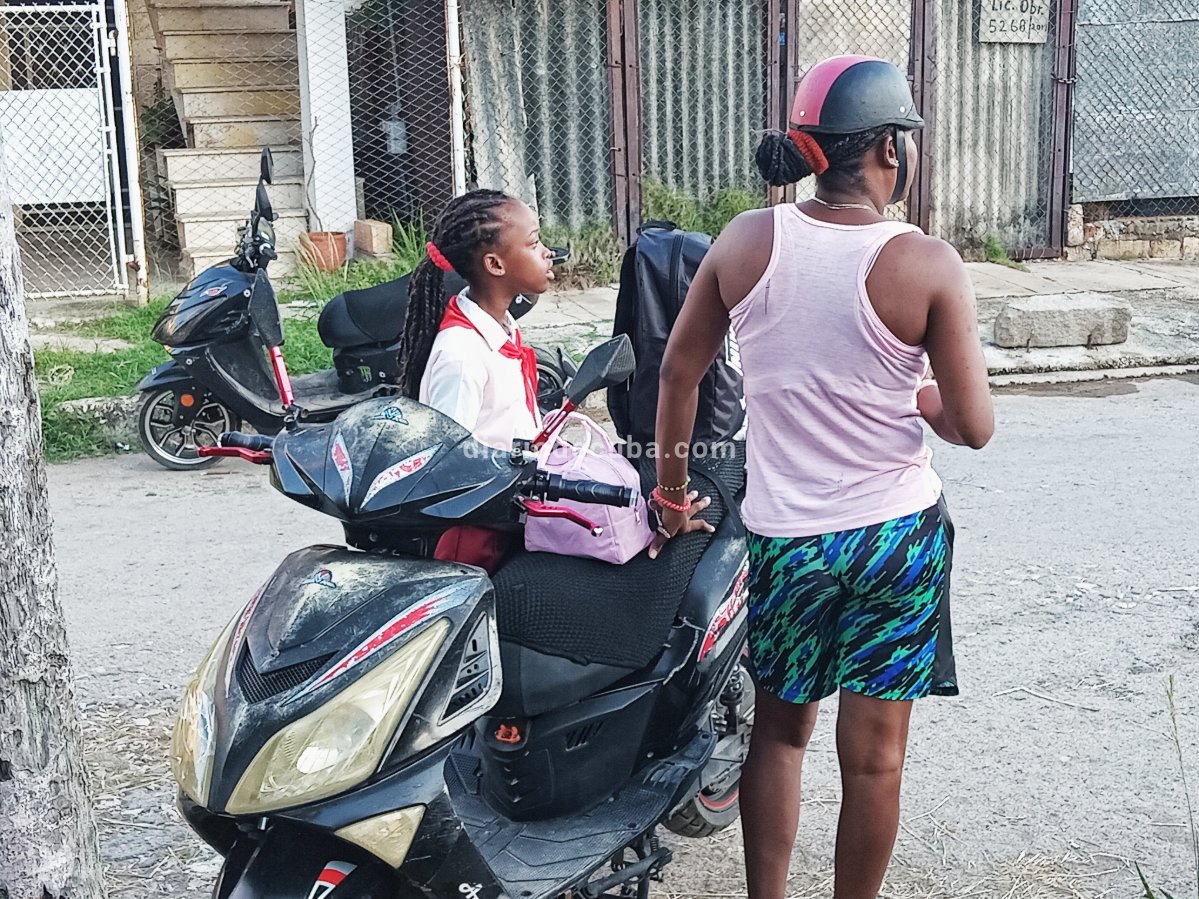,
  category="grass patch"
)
[542,220,624,288]
[984,234,1030,272]
[642,180,764,237]
[35,297,328,462]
